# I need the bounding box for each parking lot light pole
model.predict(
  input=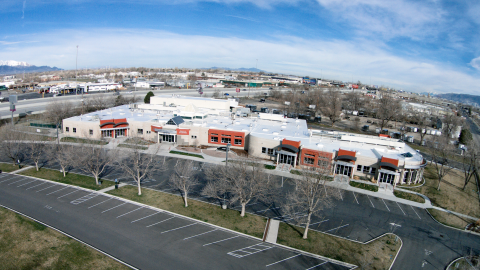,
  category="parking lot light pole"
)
[225,143,231,166]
